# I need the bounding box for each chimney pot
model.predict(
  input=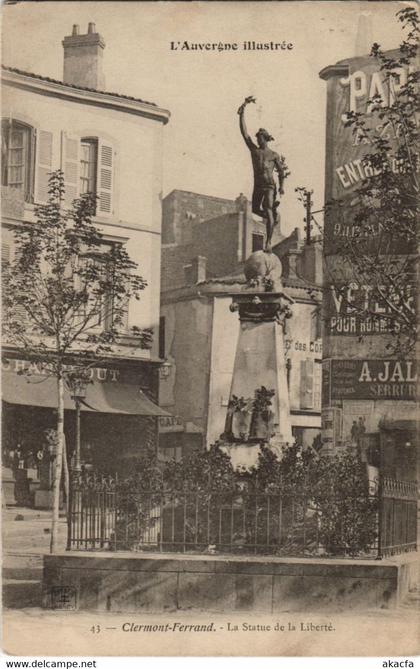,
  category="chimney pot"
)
[62,24,105,90]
